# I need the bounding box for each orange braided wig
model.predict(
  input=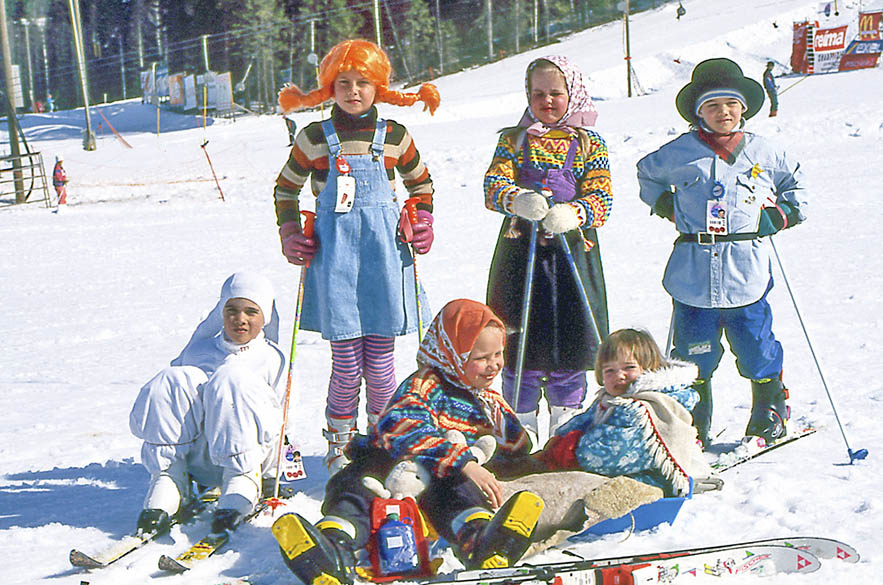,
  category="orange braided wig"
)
[278,39,440,115]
